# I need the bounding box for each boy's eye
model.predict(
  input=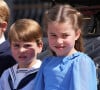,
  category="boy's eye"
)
[50,34,57,37]
[24,44,32,48]
[13,44,20,48]
[51,35,56,37]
